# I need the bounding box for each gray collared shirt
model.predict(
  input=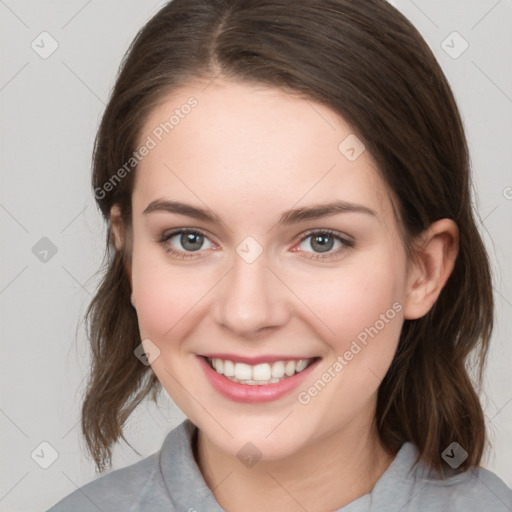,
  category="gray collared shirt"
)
[46,419,512,511]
